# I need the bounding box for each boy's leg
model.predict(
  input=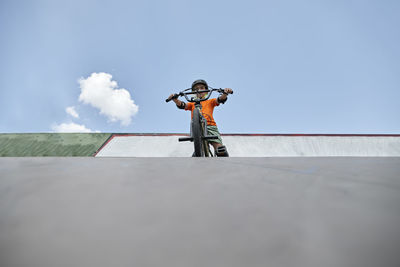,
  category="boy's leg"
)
[207,126,229,157]
[210,142,222,150]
